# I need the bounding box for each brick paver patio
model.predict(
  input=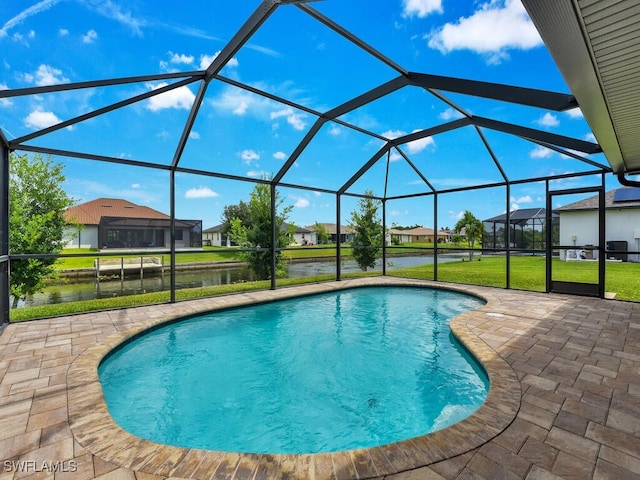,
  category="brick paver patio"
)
[1,277,639,479]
